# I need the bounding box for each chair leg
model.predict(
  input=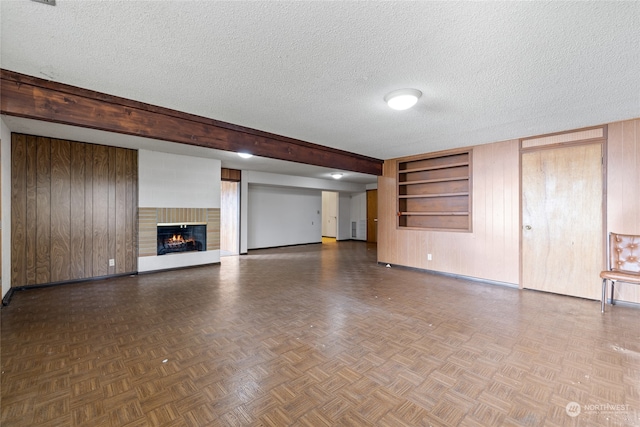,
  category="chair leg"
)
[611,281,615,306]
[602,279,607,313]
